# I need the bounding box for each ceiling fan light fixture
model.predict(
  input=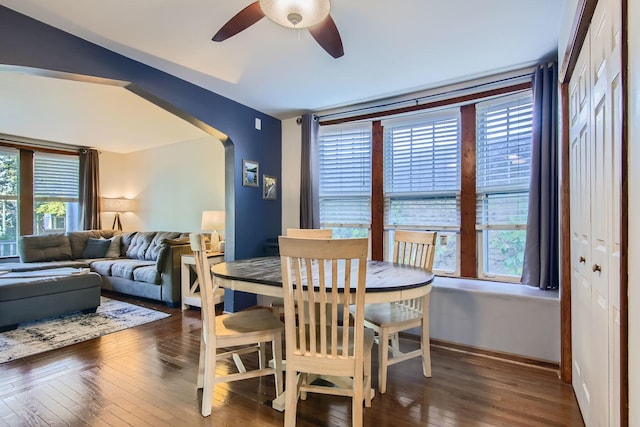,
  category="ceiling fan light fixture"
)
[259,0,330,29]
[287,12,302,26]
